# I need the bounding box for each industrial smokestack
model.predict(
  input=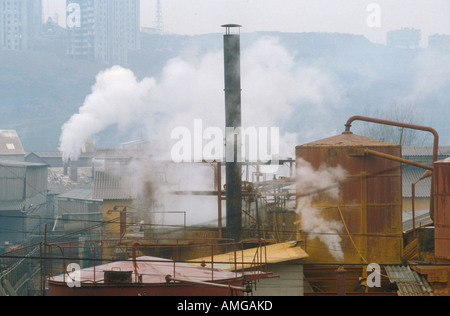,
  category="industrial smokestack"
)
[70,159,78,182]
[63,162,69,176]
[223,24,243,242]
